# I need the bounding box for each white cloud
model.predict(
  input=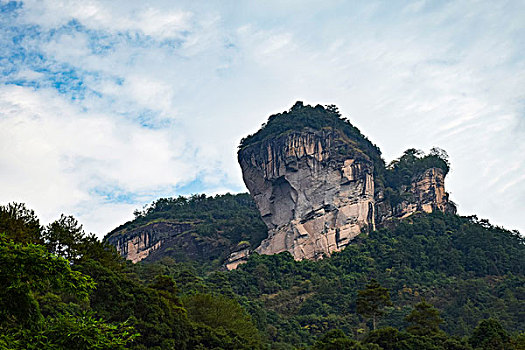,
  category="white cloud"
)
[0,85,199,233]
[21,0,192,39]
